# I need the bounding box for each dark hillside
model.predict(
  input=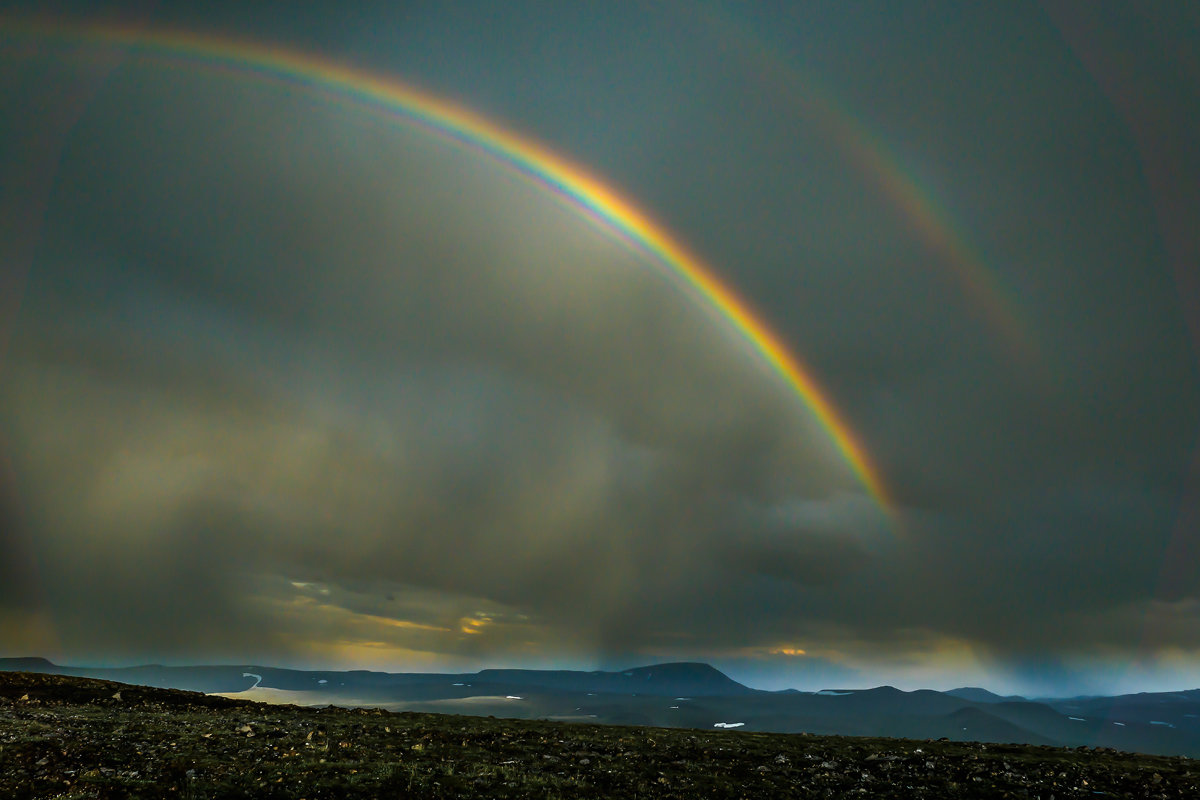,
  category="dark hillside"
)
[2,671,1198,799]
[8,658,1200,757]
